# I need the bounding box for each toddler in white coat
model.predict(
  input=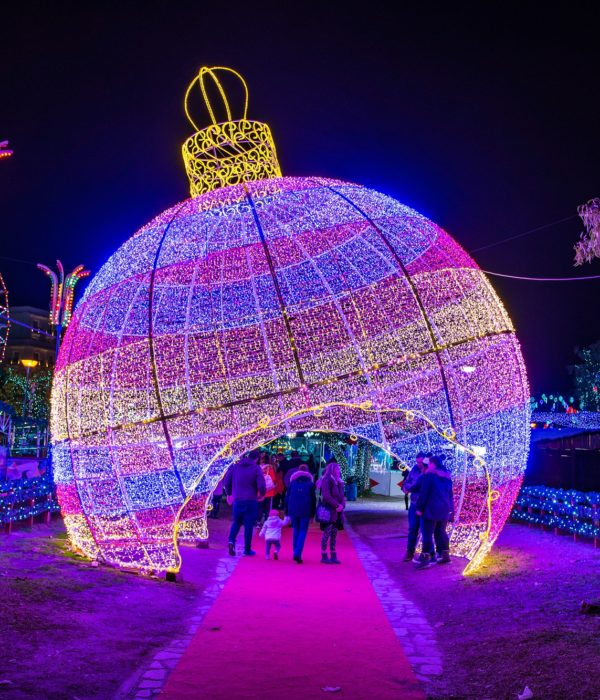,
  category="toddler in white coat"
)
[259,509,290,559]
